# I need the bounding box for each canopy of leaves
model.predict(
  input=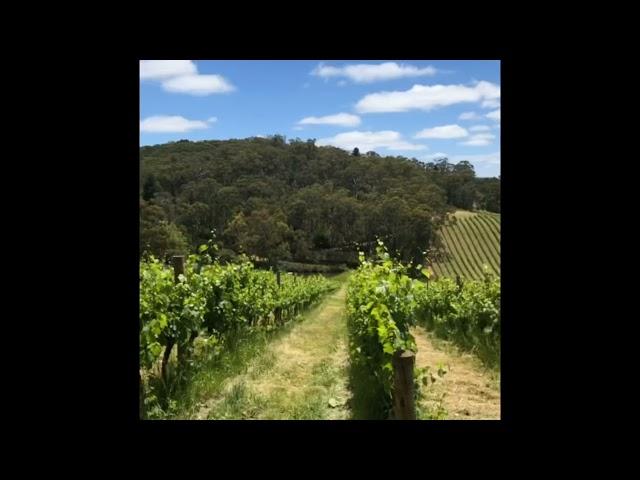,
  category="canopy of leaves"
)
[140,138,499,263]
